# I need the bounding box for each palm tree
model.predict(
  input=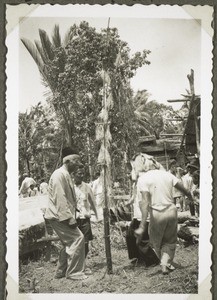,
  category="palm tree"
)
[133,89,155,136]
[21,25,75,146]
